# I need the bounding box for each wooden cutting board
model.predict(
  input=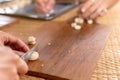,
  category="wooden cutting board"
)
[20,75,45,80]
[26,21,112,80]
